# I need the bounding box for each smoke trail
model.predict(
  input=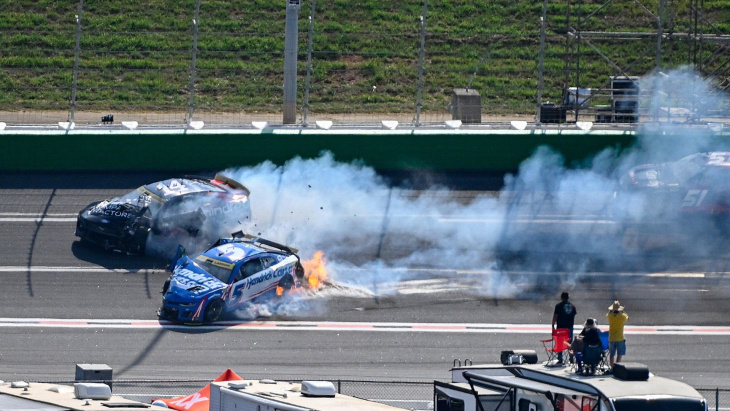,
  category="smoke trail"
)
[165,69,728,304]
[497,68,730,274]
